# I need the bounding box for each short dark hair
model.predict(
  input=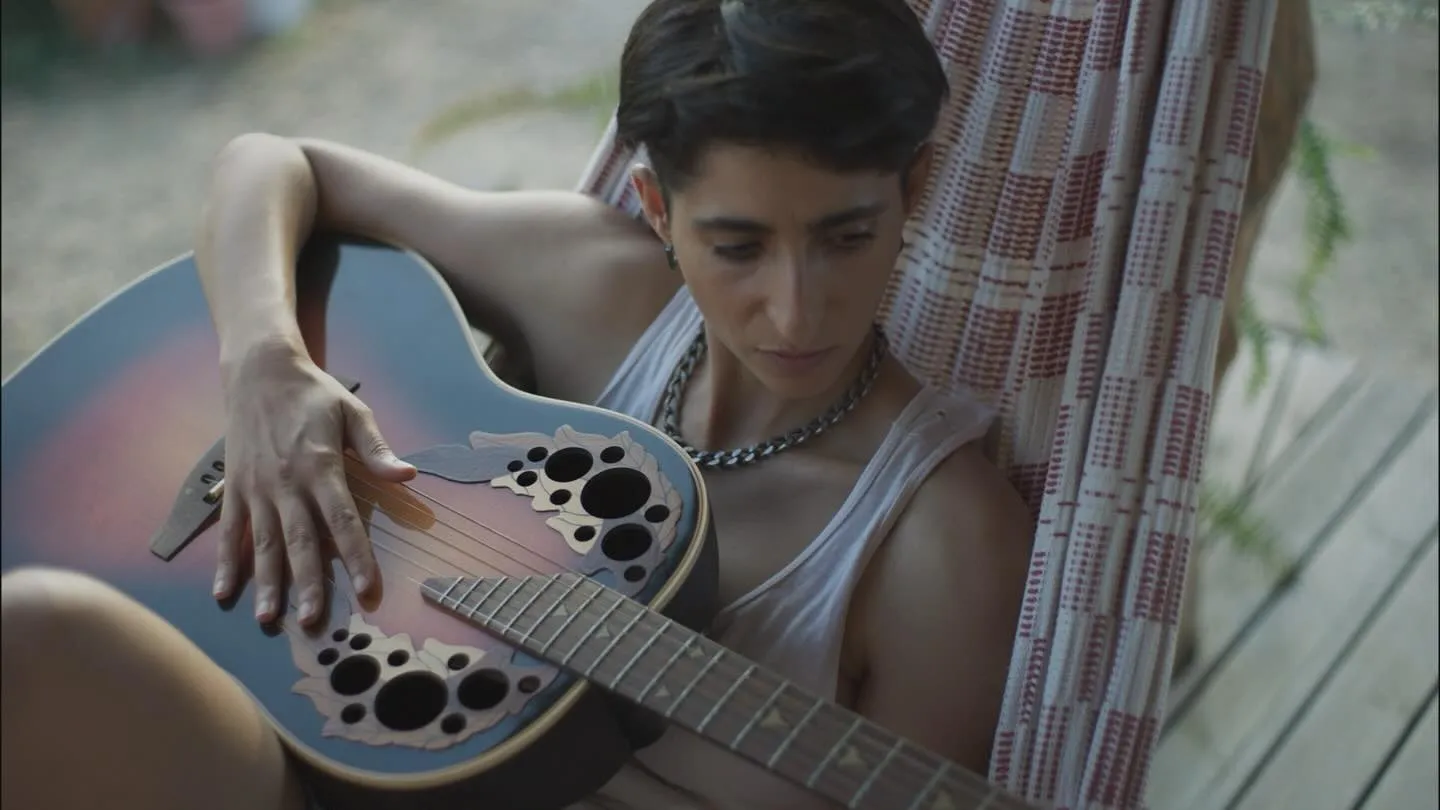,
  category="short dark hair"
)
[615,0,948,191]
